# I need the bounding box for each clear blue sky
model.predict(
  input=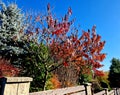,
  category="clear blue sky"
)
[3,0,120,71]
